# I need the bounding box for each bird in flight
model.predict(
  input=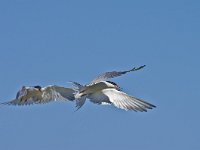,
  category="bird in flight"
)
[72,65,156,112]
[1,85,75,106]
